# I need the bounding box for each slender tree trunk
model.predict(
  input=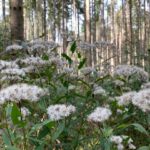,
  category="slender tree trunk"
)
[85,0,92,66]
[10,0,24,41]
[92,0,97,66]
[128,0,134,65]
[62,0,67,52]
[2,0,5,20]
[43,0,47,40]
